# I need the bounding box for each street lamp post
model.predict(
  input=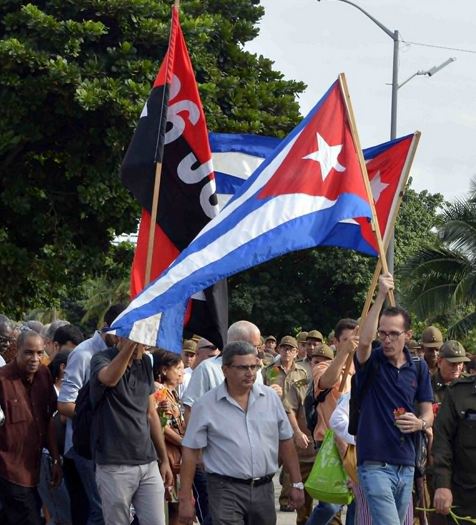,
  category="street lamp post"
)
[317,0,399,273]
[317,0,455,276]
